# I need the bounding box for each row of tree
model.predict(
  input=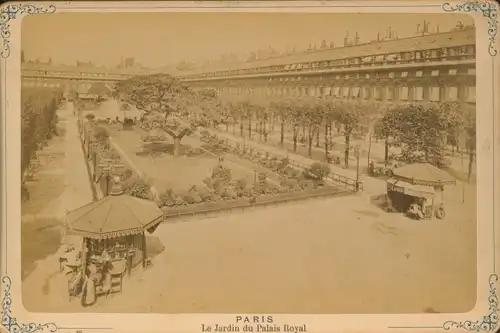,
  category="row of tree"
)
[115,73,476,177]
[199,95,476,174]
[21,87,63,180]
